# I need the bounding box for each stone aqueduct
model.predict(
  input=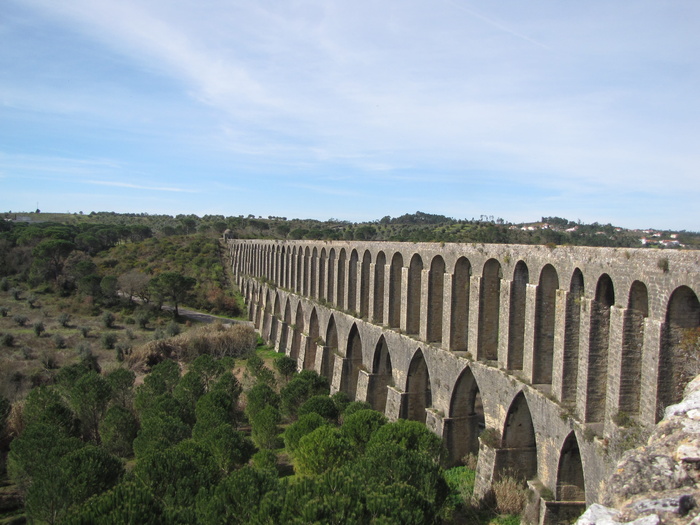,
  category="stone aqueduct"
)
[227,239,700,521]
